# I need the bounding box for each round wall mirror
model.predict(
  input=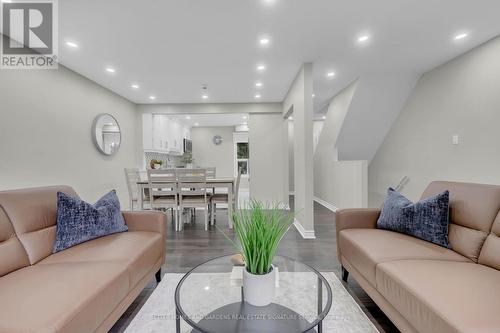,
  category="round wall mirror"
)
[92,113,121,156]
